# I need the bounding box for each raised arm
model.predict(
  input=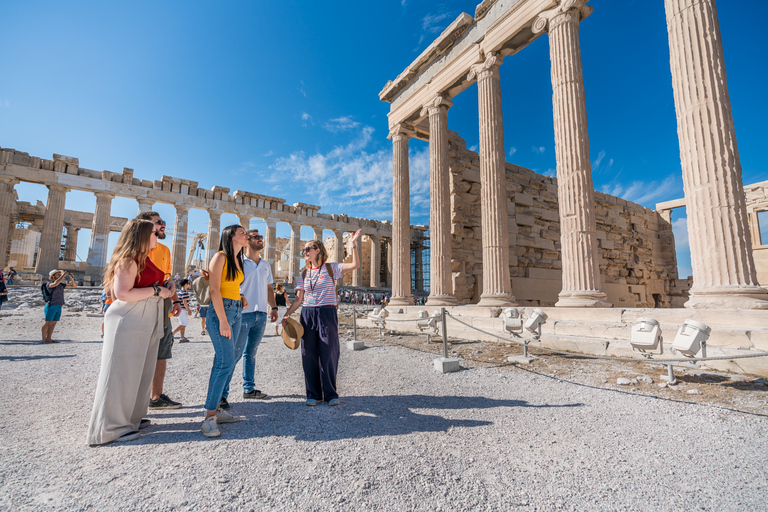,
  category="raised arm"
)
[339,229,362,275]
